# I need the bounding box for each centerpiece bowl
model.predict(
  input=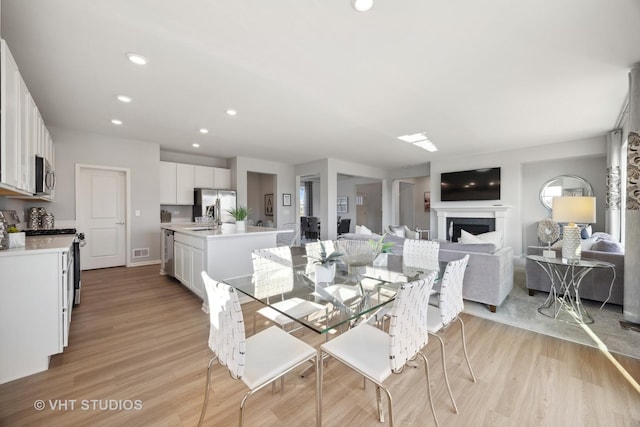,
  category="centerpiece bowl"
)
[336,240,379,268]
